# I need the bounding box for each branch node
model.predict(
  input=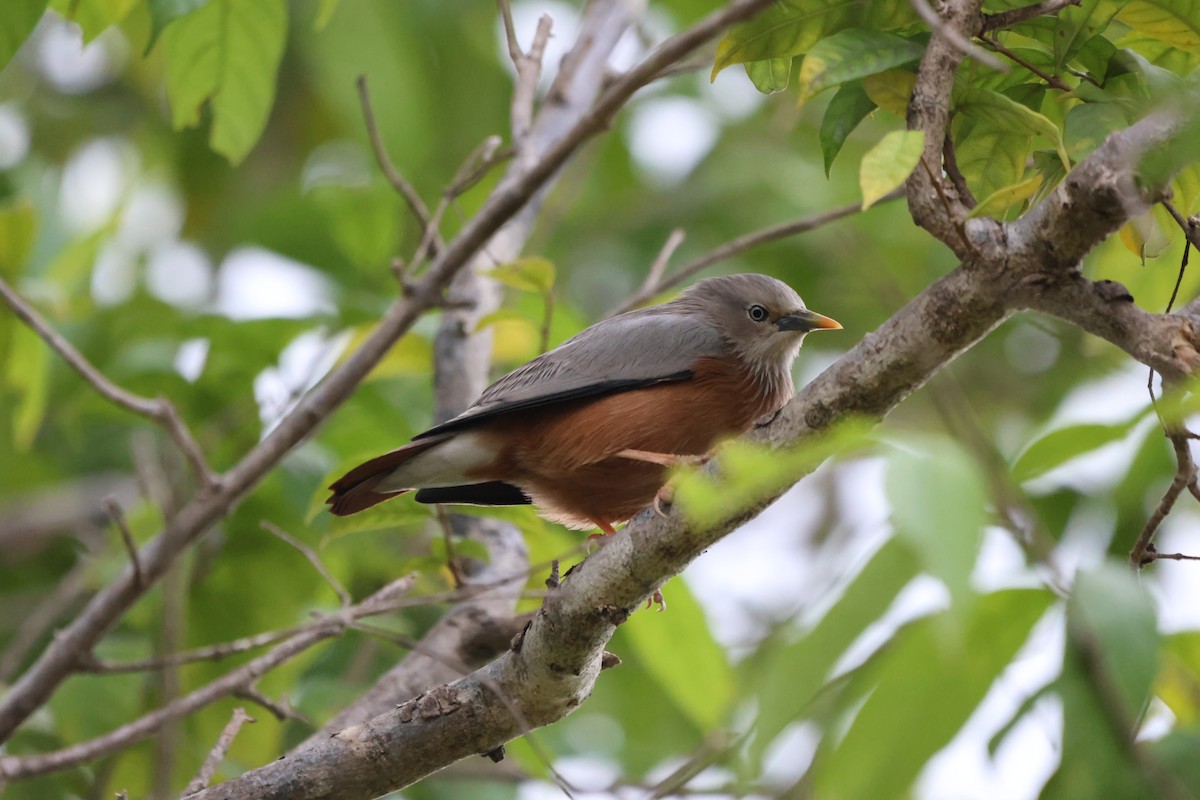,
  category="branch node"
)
[104,498,144,590]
